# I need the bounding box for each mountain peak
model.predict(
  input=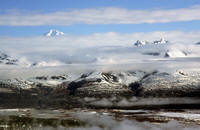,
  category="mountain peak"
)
[0,52,18,65]
[153,38,169,44]
[134,40,149,46]
[44,29,64,37]
[134,38,169,46]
